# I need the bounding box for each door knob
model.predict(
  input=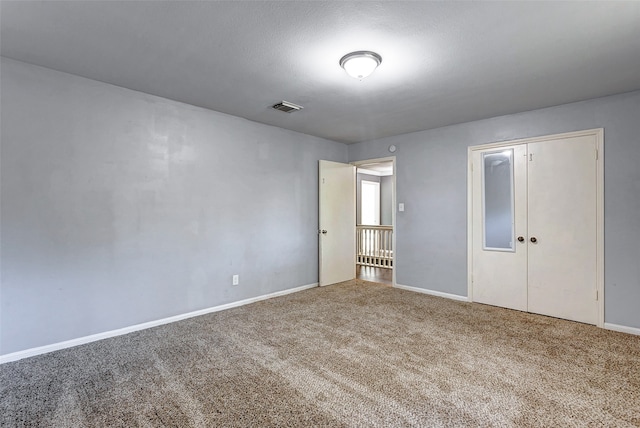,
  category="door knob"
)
[321,230,327,235]
[517,236,525,242]
[530,237,537,243]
